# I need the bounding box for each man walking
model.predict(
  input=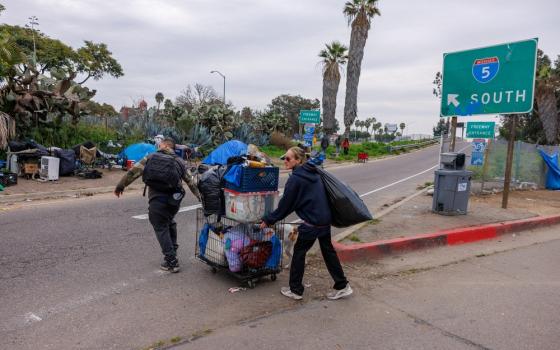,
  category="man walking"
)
[320,134,330,155]
[114,138,200,272]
